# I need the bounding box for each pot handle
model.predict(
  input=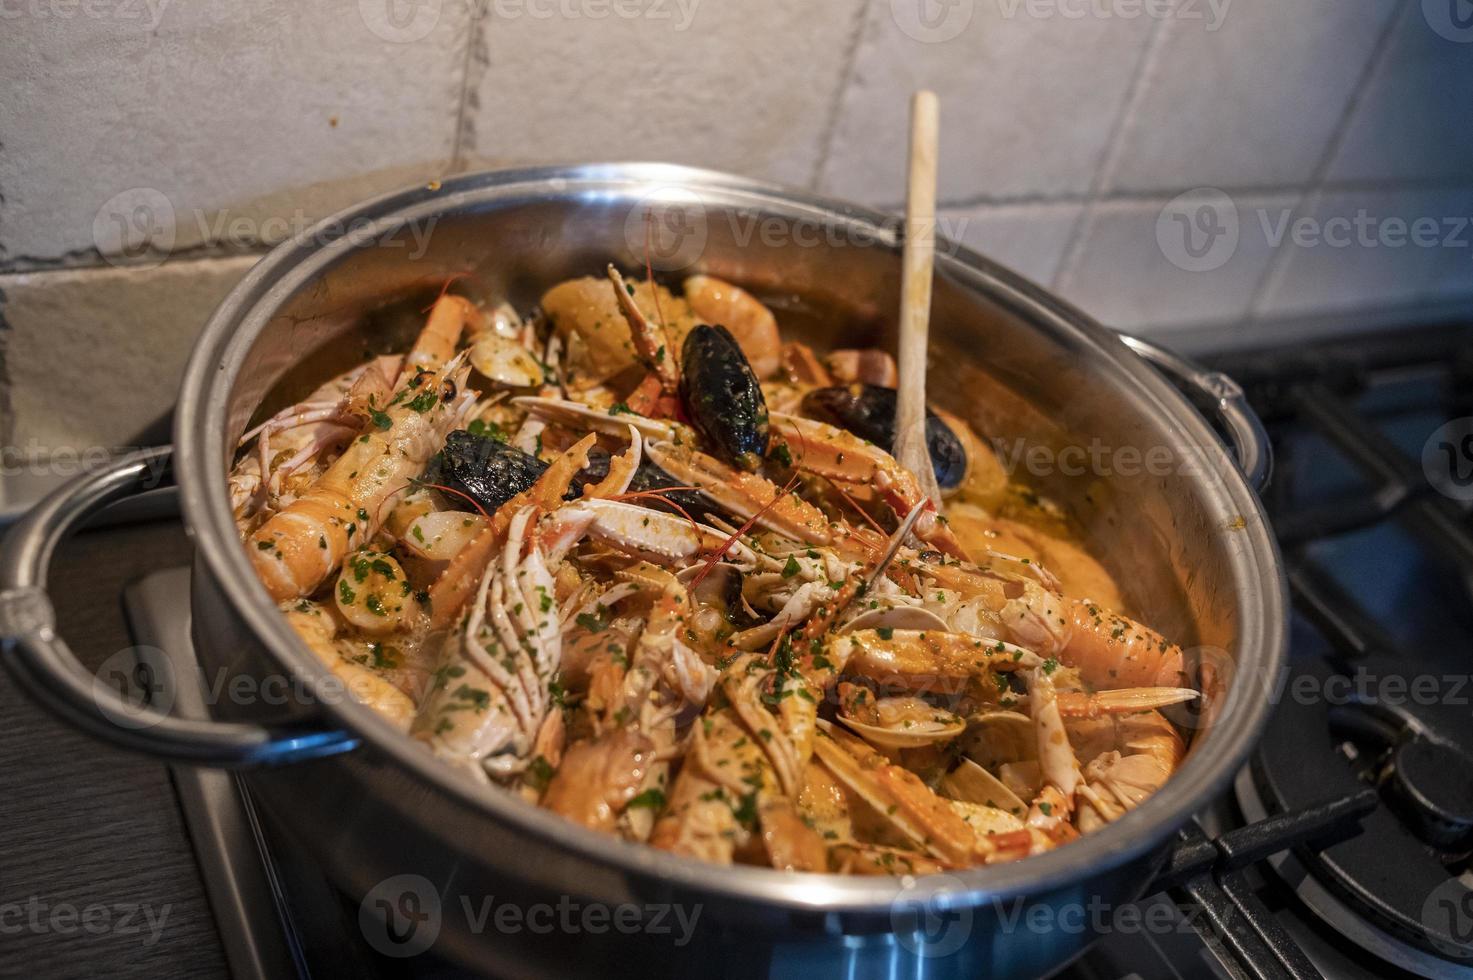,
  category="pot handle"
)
[1120,334,1272,493]
[0,447,359,767]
